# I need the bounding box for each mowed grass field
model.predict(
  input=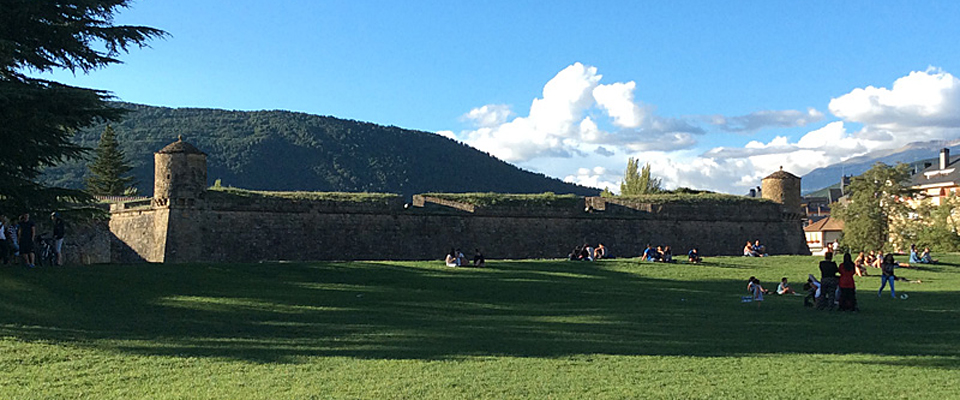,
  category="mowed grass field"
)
[1,254,959,399]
